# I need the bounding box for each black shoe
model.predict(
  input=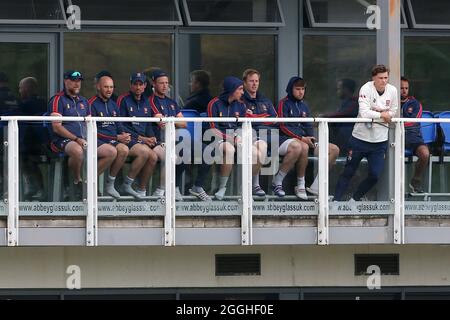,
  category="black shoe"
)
[409,179,424,193]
